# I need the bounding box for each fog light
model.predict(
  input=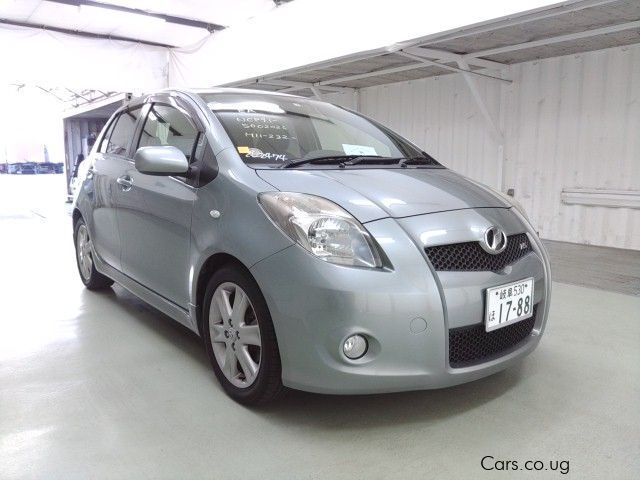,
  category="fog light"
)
[343,334,368,359]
